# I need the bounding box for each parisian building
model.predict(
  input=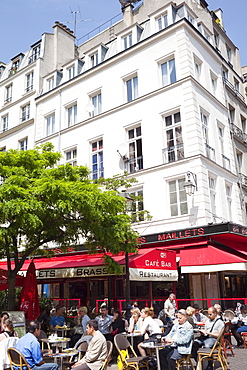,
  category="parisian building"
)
[0,0,246,310]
